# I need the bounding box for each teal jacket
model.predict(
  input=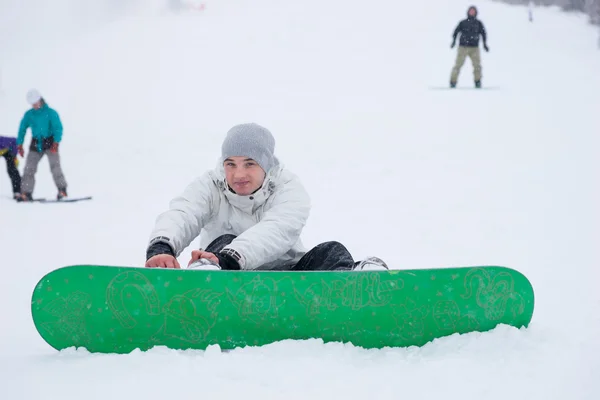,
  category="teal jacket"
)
[17,103,63,152]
